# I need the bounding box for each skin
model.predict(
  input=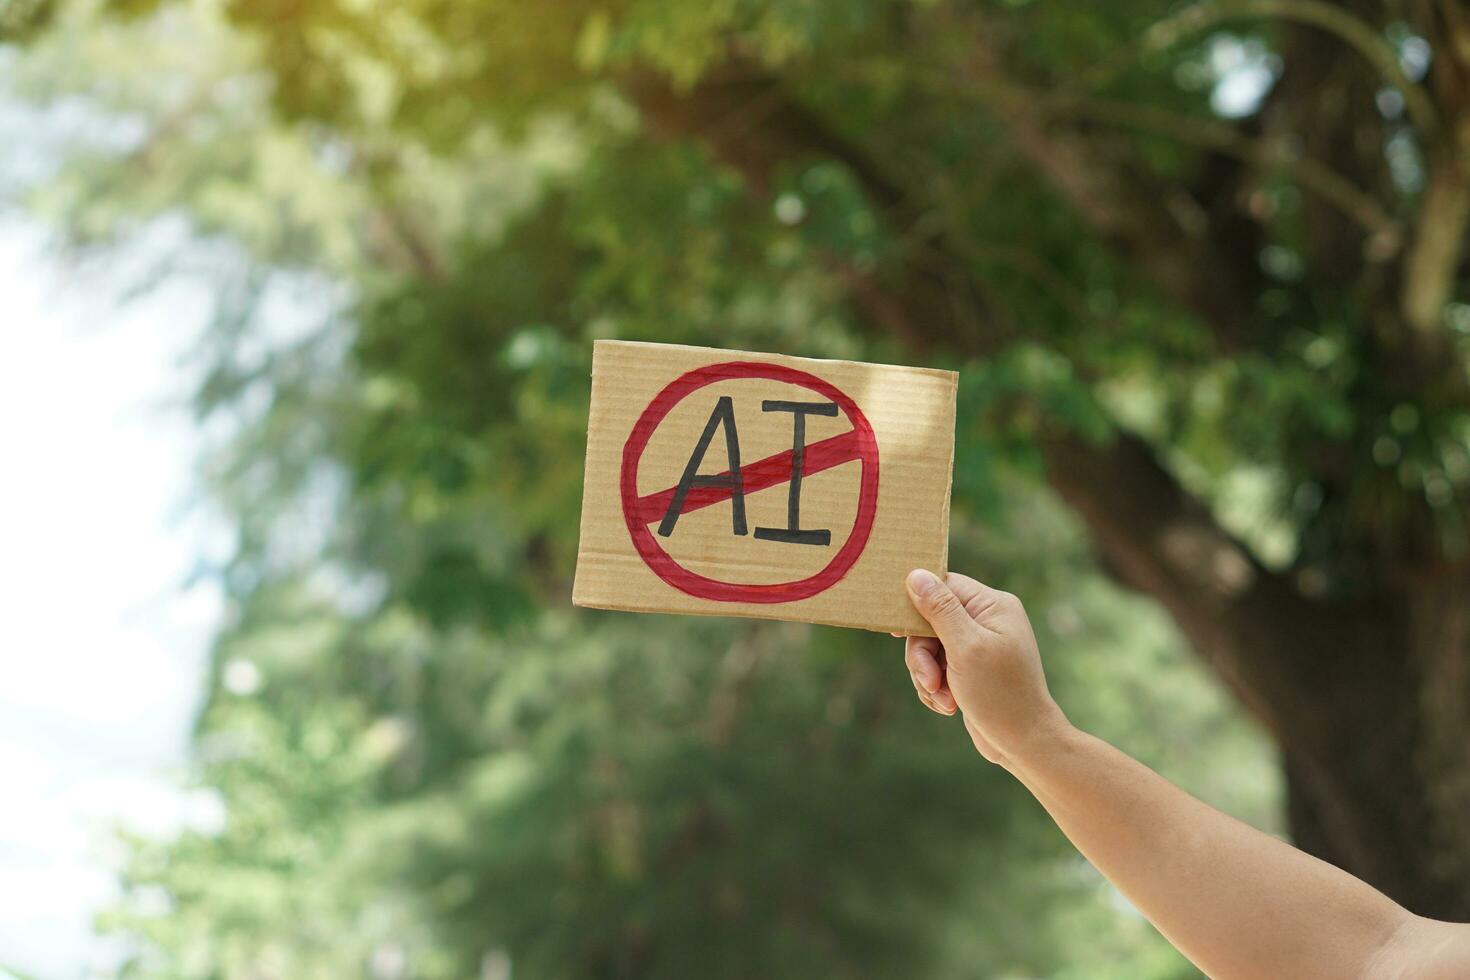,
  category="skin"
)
[899,568,1470,980]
